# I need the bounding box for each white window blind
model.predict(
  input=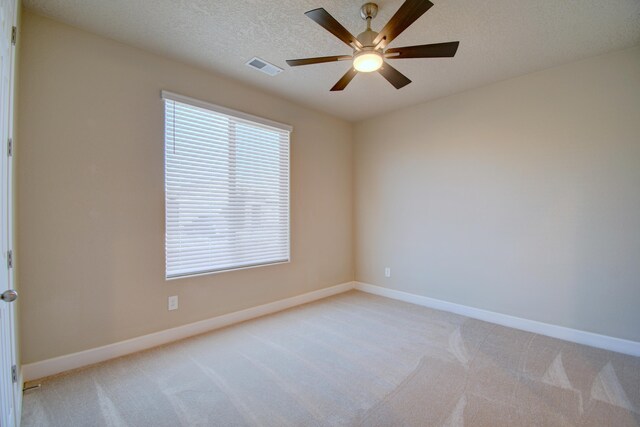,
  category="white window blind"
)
[163,91,291,279]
